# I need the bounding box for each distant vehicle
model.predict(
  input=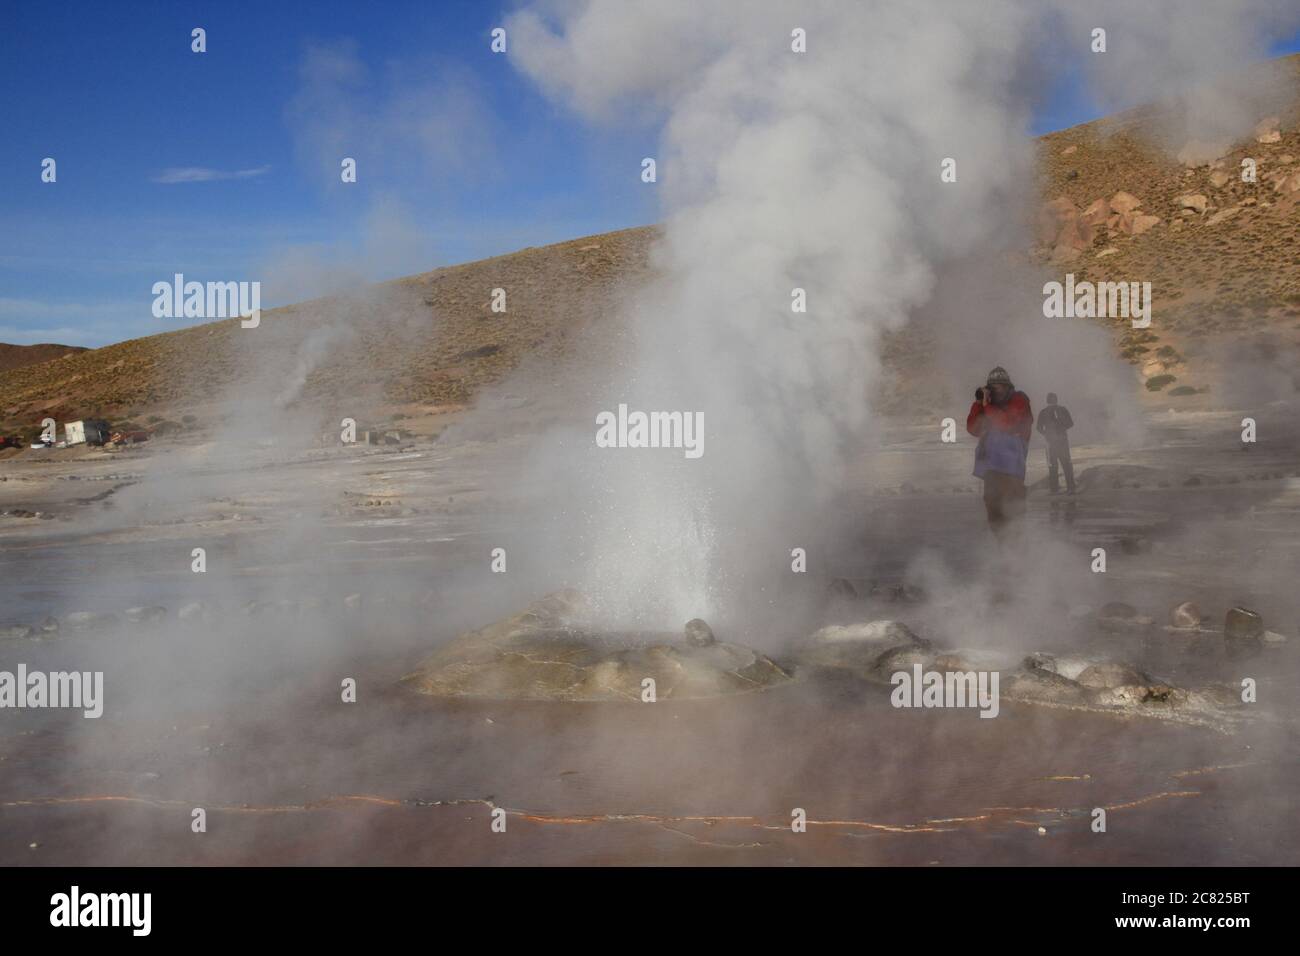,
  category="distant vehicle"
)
[0,435,22,449]
[65,419,112,446]
[110,430,150,445]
